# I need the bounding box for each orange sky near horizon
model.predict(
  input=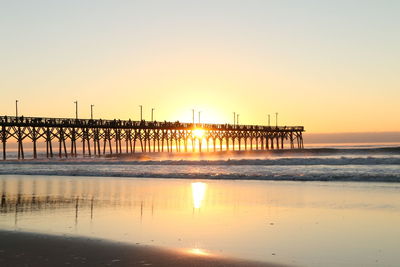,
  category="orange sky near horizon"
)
[1,1,399,134]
